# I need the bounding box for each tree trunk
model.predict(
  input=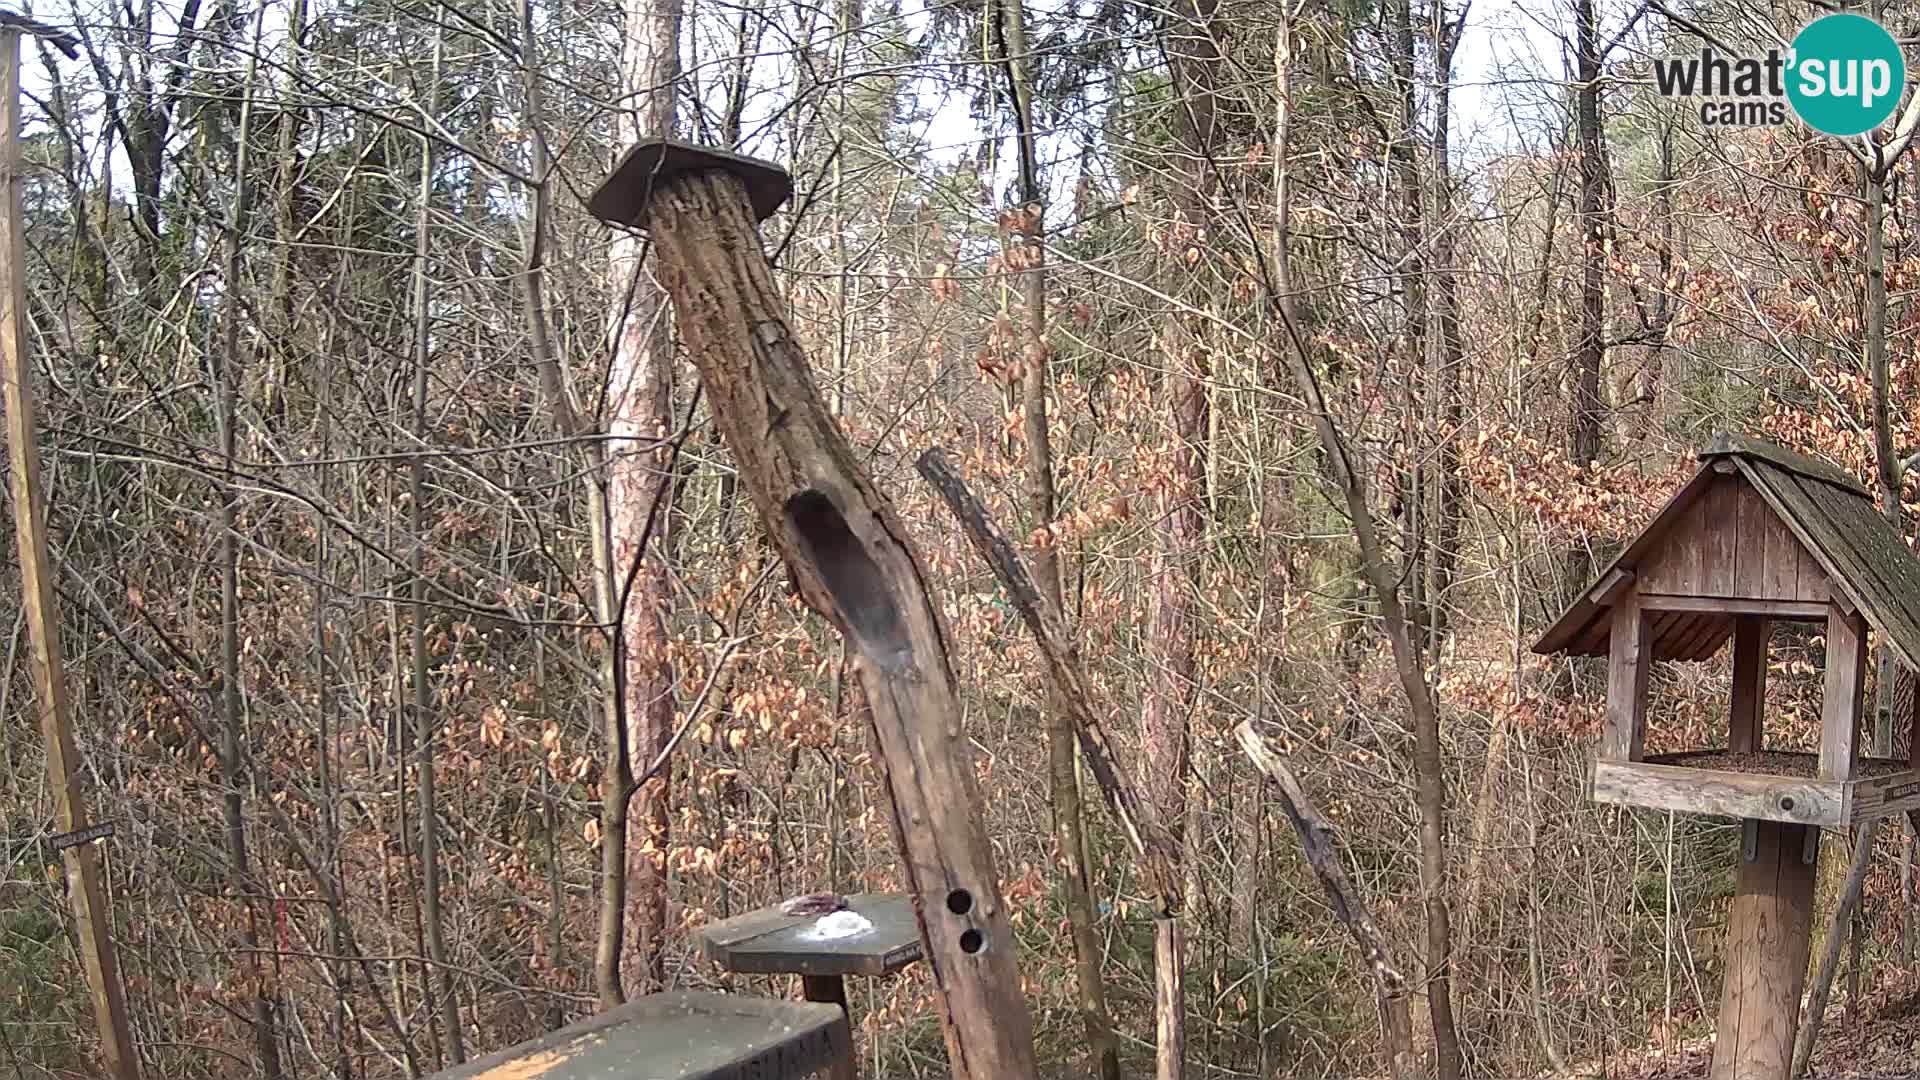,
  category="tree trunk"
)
[996,2,1119,1076]
[1151,7,1221,1069]
[609,0,684,1002]
[409,24,463,1065]
[215,12,282,1076]
[630,161,1041,1078]
[513,0,630,1011]
[1268,19,1459,1073]
[1568,0,1607,599]
[1425,4,1465,657]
